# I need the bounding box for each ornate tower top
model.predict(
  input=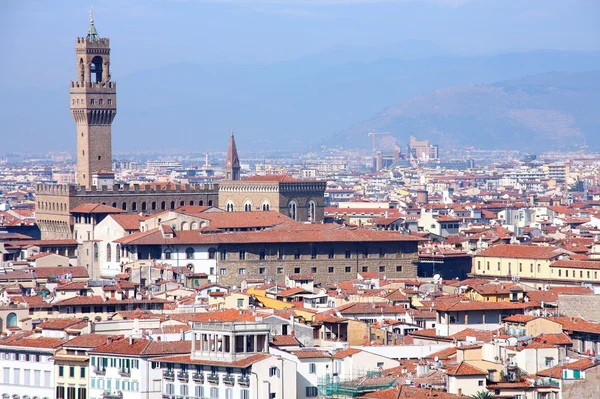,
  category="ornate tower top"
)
[88,6,99,41]
[226,132,241,181]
